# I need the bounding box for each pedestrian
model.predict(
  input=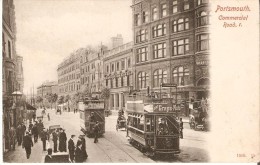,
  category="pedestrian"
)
[90,112,96,122]
[21,122,26,141]
[41,128,49,151]
[9,126,16,150]
[44,148,53,163]
[68,135,76,162]
[16,124,23,146]
[52,129,58,153]
[79,135,88,160]
[22,131,33,159]
[32,123,39,143]
[59,129,67,152]
[28,121,33,133]
[93,121,100,143]
[32,113,36,122]
[179,118,183,139]
[47,113,50,121]
[38,120,44,134]
[75,141,85,163]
